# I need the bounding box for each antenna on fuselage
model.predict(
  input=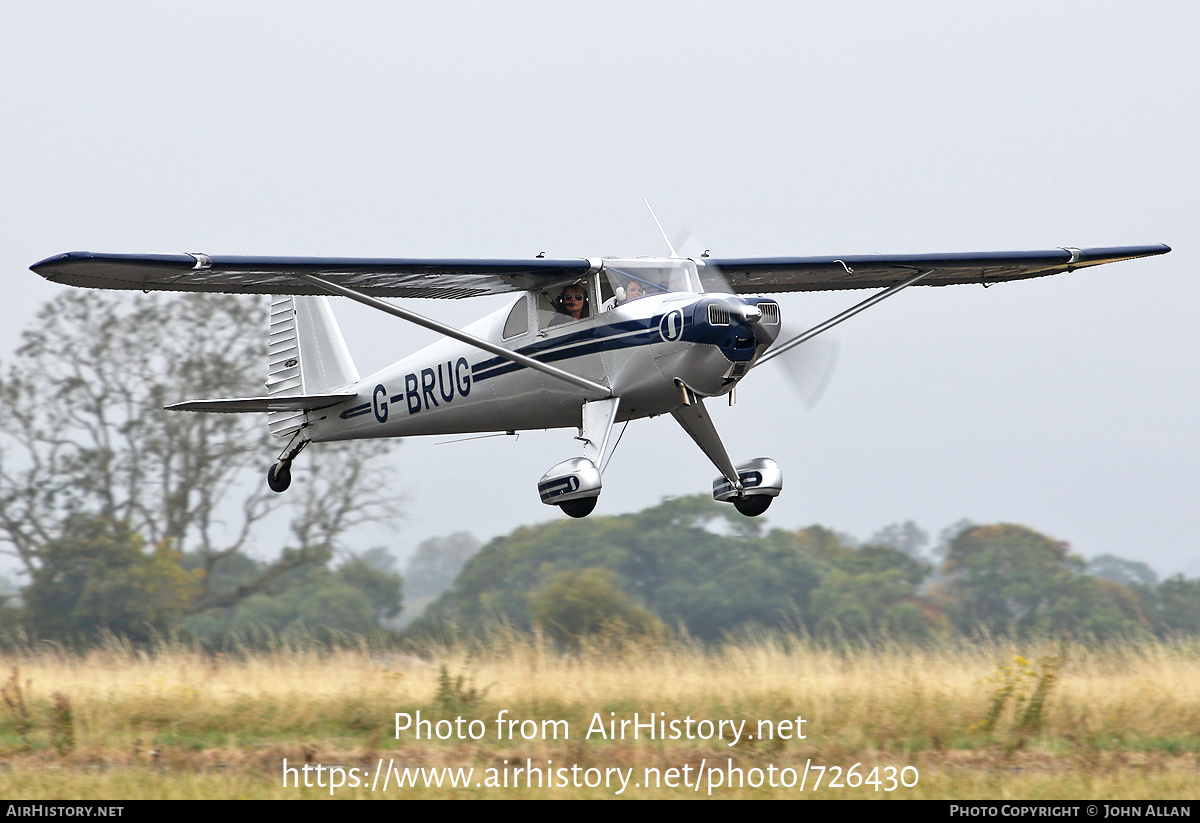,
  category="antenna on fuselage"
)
[643,198,679,258]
